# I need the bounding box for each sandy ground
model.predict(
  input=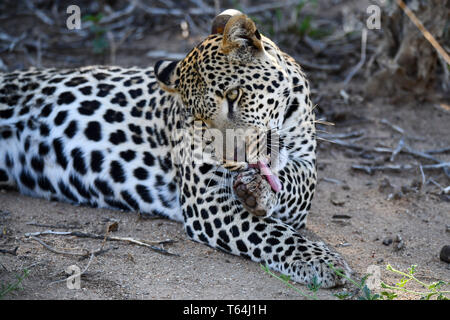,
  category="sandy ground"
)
[1,98,449,300]
[0,0,449,300]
